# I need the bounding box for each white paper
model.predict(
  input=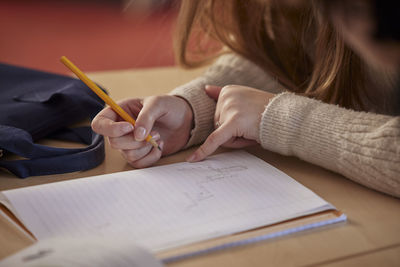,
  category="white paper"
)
[0,236,163,267]
[1,151,334,253]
